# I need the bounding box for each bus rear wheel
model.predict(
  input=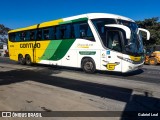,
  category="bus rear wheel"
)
[25,55,32,65]
[18,54,26,65]
[82,58,96,73]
